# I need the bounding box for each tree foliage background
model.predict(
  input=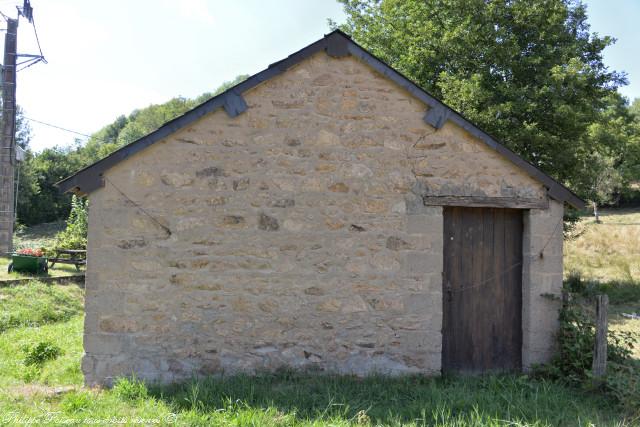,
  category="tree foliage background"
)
[13,0,640,226]
[334,0,640,205]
